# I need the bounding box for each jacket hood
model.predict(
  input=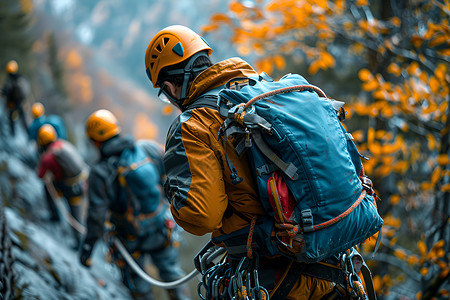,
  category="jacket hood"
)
[100,135,134,158]
[182,57,258,107]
